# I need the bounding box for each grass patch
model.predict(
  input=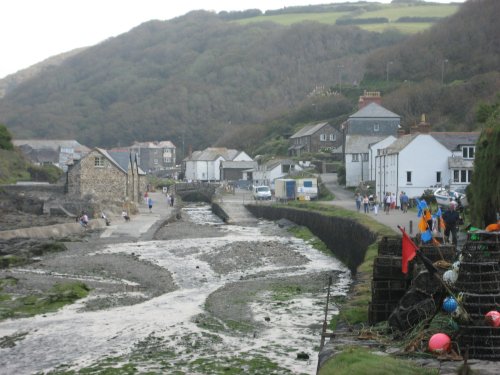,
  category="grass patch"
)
[287,225,331,256]
[0,281,90,321]
[270,284,303,302]
[318,347,438,375]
